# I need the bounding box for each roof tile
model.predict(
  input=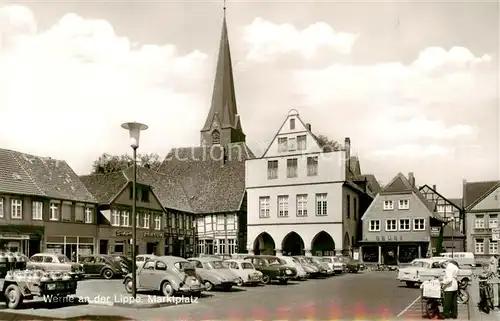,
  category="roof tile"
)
[464,180,500,209]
